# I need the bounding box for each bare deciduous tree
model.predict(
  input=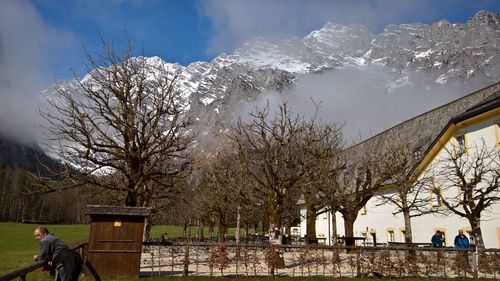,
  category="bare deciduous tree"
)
[230,102,307,243]
[40,40,194,210]
[300,120,344,243]
[376,144,433,243]
[427,139,499,250]
[336,149,388,246]
[197,149,252,242]
[316,159,345,244]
